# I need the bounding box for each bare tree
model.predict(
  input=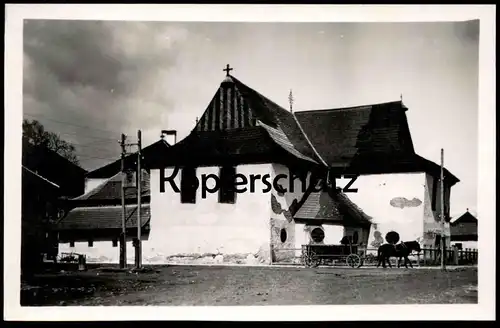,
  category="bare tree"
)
[23,119,79,165]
